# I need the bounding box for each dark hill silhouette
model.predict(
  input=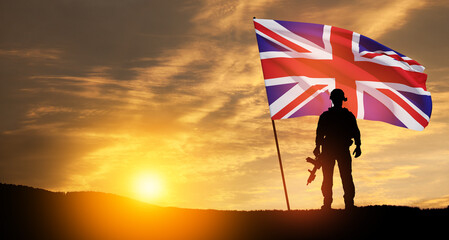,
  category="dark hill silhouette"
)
[1,183,447,240]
